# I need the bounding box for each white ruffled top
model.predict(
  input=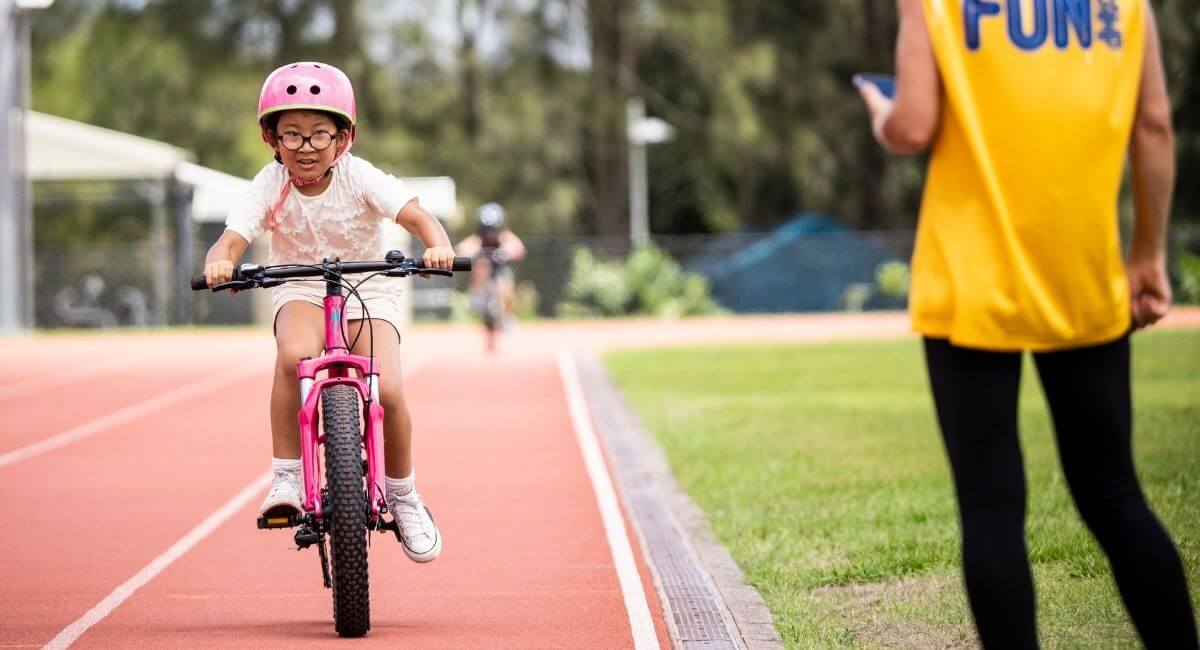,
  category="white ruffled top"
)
[225,154,416,267]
